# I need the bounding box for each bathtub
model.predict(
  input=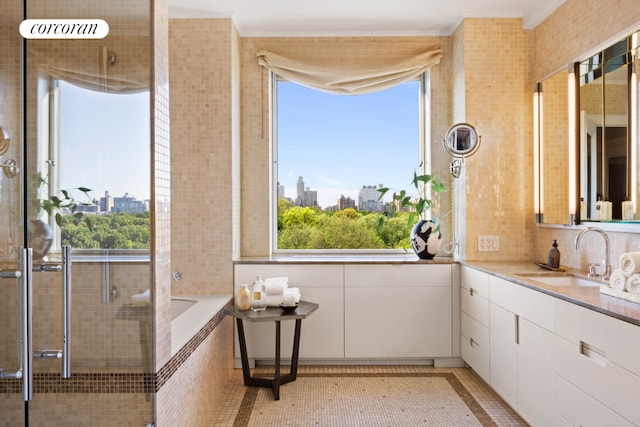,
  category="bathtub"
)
[171,295,232,356]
